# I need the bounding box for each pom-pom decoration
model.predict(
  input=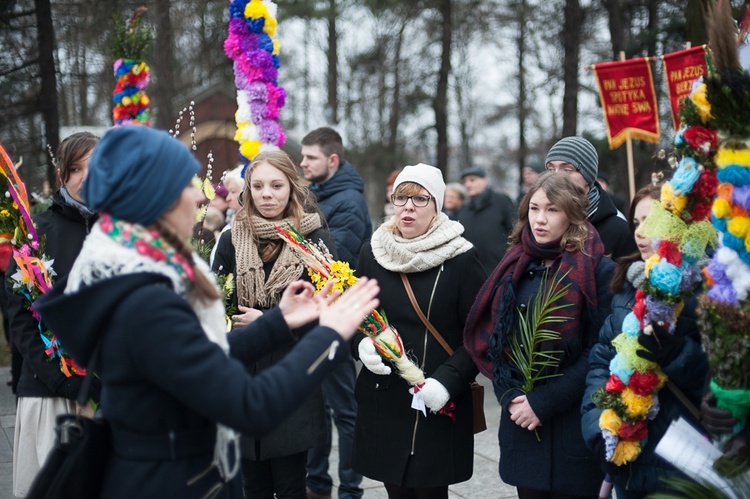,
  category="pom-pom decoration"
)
[225,0,286,165]
[111,6,154,126]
